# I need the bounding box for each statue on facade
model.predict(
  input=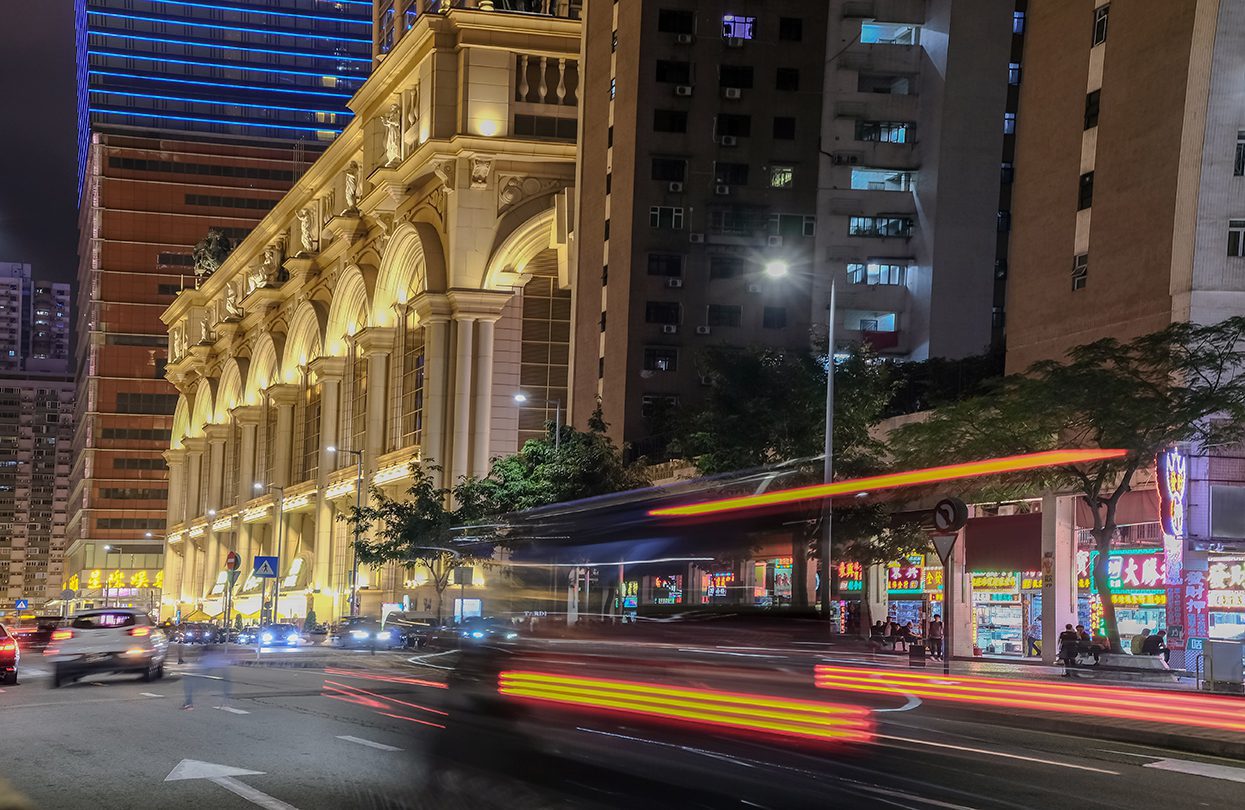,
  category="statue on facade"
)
[344,161,361,212]
[199,318,212,344]
[297,208,317,254]
[262,243,284,284]
[223,282,243,319]
[382,104,402,166]
[403,89,420,149]
[192,228,234,285]
[170,328,184,361]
